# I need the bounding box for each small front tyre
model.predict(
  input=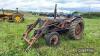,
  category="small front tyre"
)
[44,32,60,46]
